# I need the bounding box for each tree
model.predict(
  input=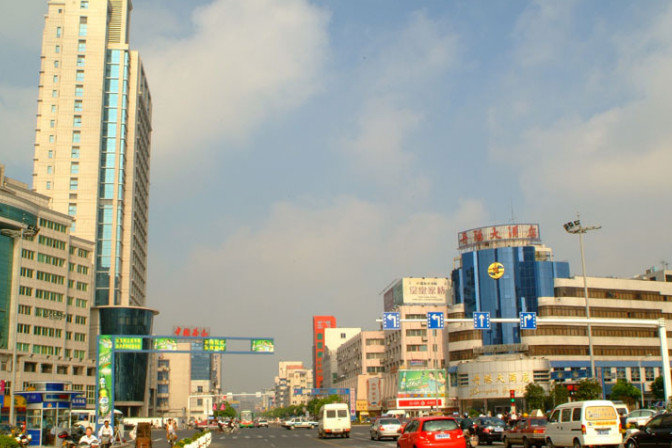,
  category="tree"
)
[610,379,641,408]
[524,383,547,411]
[575,379,602,401]
[306,395,342,418]
[650,376,665,400]
[550,383,569,407]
